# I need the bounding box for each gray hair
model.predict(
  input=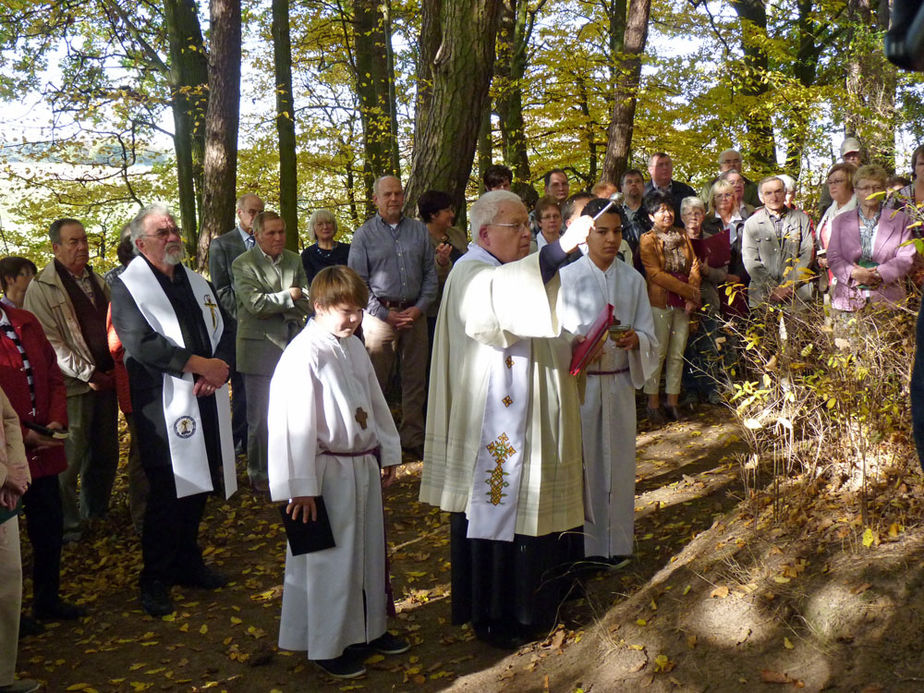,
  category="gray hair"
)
[680,196,705,217]
[718,148,741,165]
[236,193,262,211]
[129,203,175,254]
[471,190,524,240]
[308,209,337,240]
[373,175,402,197]
[776,173,796,193]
